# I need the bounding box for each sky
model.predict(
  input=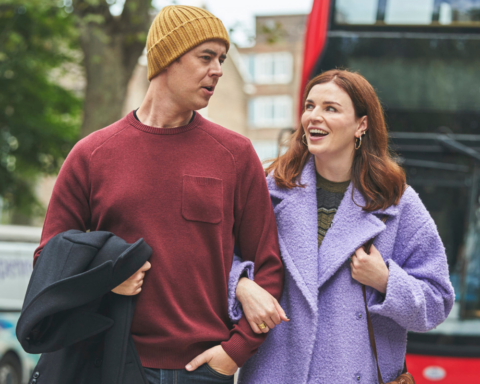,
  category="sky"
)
[150,0,314,46]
